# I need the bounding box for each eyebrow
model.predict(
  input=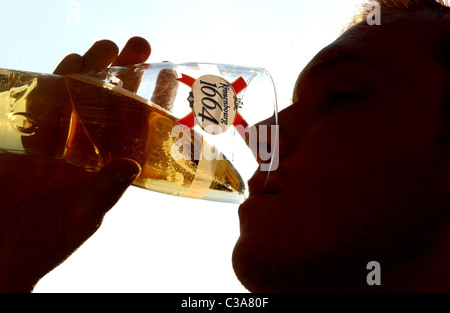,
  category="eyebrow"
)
[300,51,382,82]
